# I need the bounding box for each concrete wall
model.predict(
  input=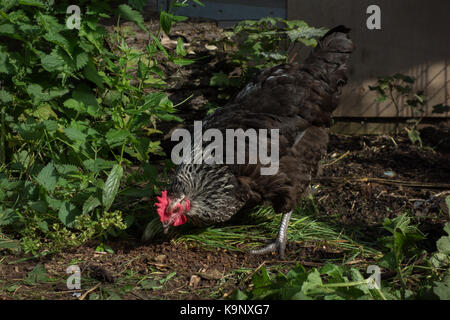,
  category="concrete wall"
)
[288,0,450,119]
